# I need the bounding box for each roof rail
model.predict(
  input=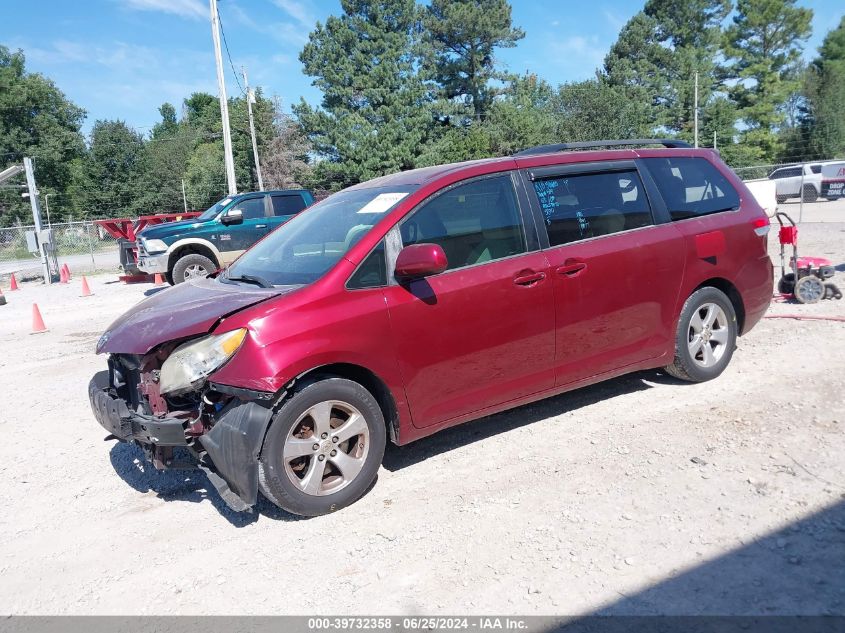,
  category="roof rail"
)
[513,138,692,157]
